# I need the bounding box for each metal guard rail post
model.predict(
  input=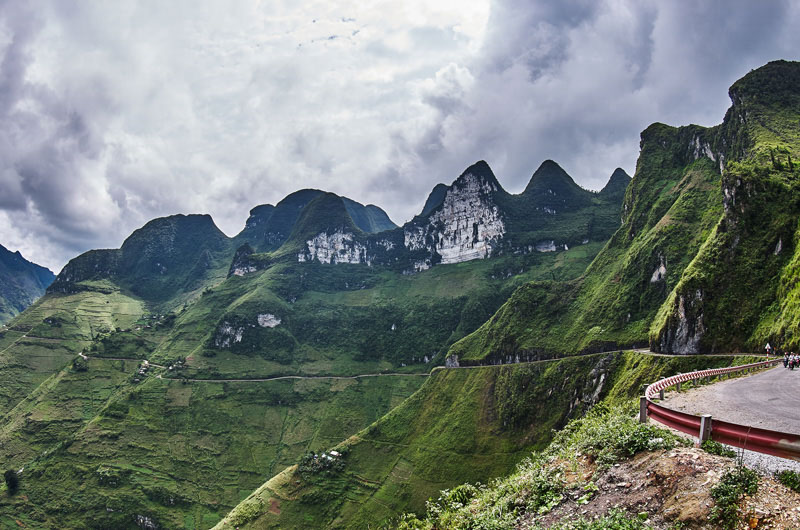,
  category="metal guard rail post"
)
[642,359,800,461]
